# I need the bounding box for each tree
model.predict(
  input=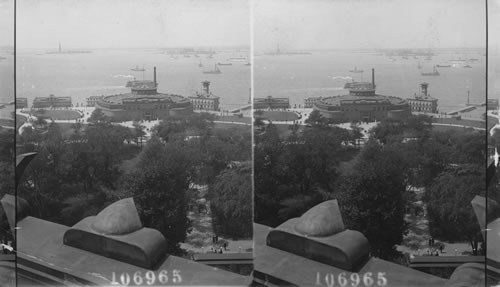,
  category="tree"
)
[349,122,363,147]
[0,129,15,242]
[120,137,194,255]
[209,162,252,239]
[370,118,404,144]
[87,108,110,124]
[424,164,484,255]
[305,110,326,126]
[254,123,349,227]
[254,123,286,226]
[133,121,146,146]
[337,140,409,260]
